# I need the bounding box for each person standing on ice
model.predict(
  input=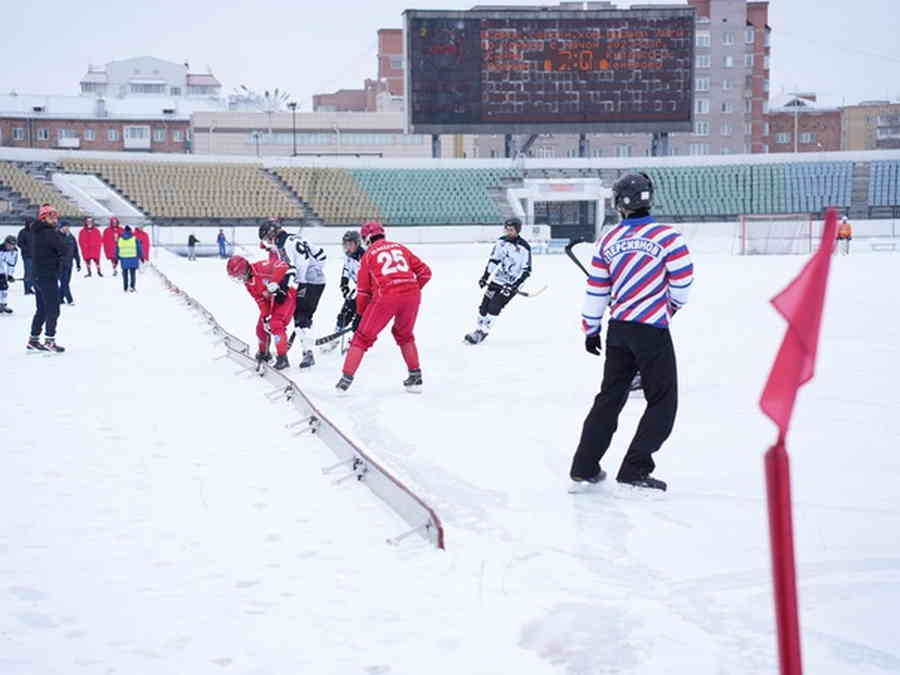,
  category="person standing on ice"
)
[321,230,366,353]
[58,221,81,305]
[134,225,151,265]
[27,204,66,352]
[568,173,693,492]
[116,226,142,293]
[226,255,298,370]
[464,217,532,345]
[0,235,18,314]
[274,225,327,369]
[187,234,200,261]
[102,216,123,276]
[336,222,431,394]
[837,216,852,255]
[17,218,34,294]
[78,217,103,277]
[216,229,227,258]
